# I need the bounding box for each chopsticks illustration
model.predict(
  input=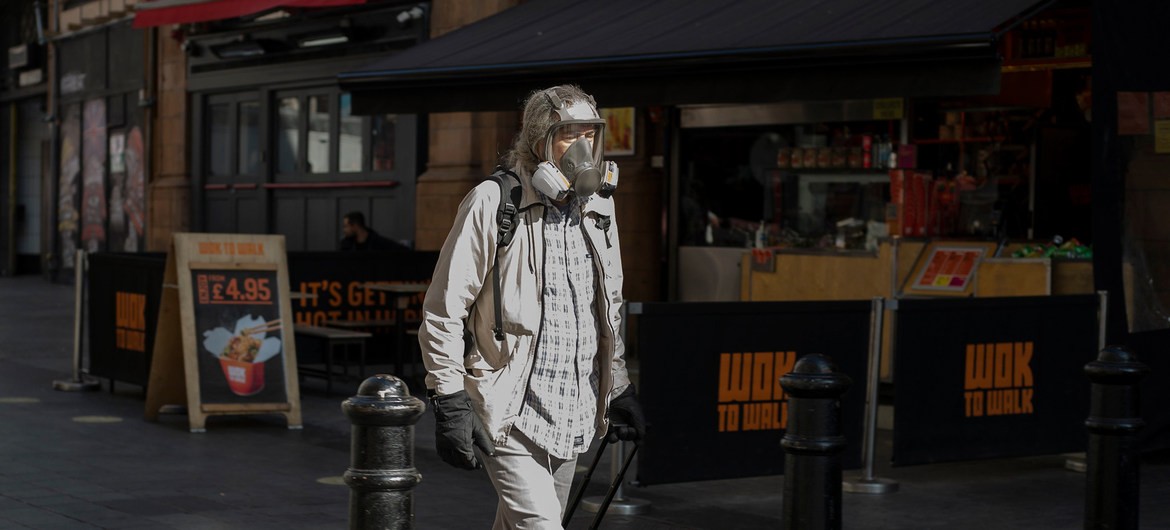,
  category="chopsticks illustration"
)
[243,321,282,335]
